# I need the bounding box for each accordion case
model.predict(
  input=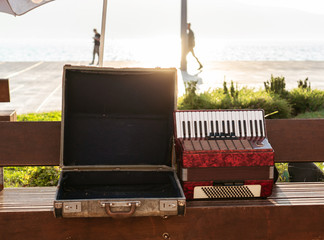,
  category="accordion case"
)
[174,110,275,200]
[54,66,185,218]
